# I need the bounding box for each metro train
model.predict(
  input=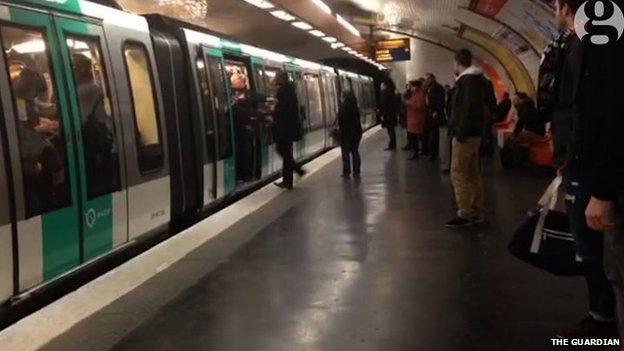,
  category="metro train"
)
[0,0,377,305]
